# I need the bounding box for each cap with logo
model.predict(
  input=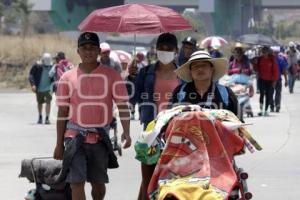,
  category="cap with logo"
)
[78,32,100,47]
